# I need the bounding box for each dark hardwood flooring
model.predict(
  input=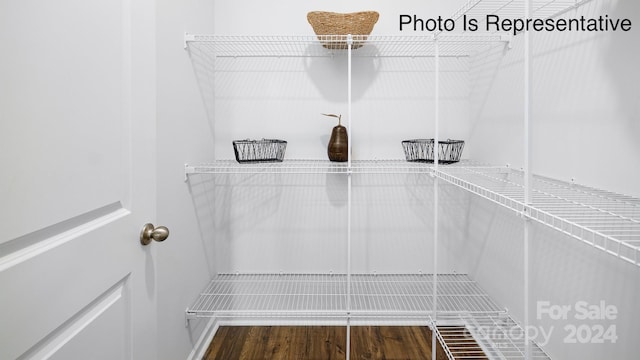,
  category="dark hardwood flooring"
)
[203,326,472,360]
